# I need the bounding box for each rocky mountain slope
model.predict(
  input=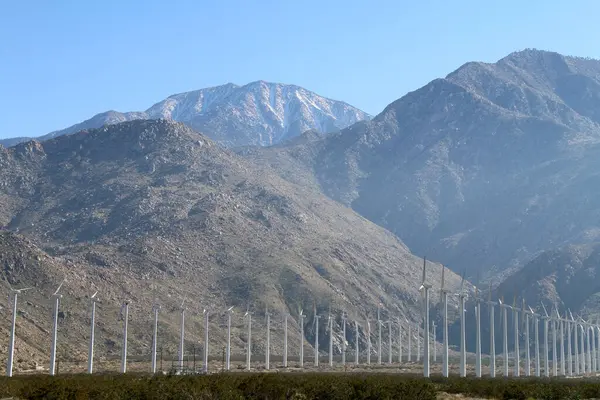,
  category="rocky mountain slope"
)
[0,81,369,148]
[242,49,600,279]
[0,120,463,373]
